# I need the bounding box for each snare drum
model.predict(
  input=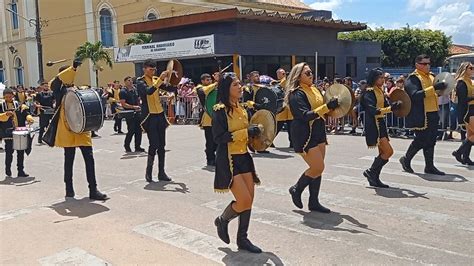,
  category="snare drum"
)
[254,85,285,114]
[43,108,55,115]
[64,89,104,133]
[116,110,135,120]
[13,128,30,150]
